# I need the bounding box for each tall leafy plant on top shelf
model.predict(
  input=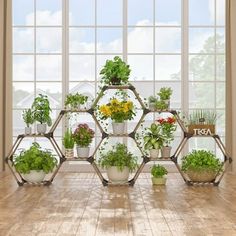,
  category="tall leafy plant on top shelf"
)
[100,56,131,85]
[32,94,52,134]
